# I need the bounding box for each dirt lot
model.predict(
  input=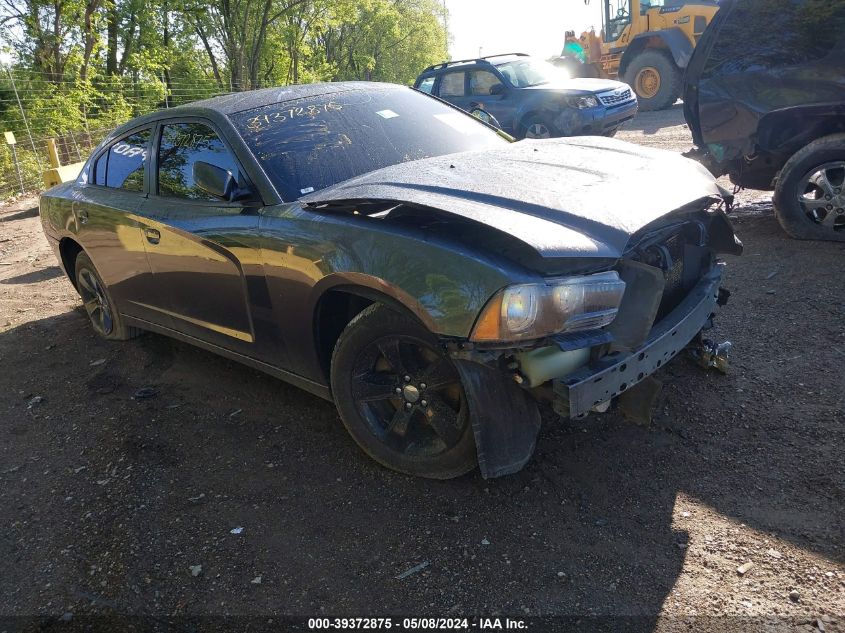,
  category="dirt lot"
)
[1,105,843,630]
